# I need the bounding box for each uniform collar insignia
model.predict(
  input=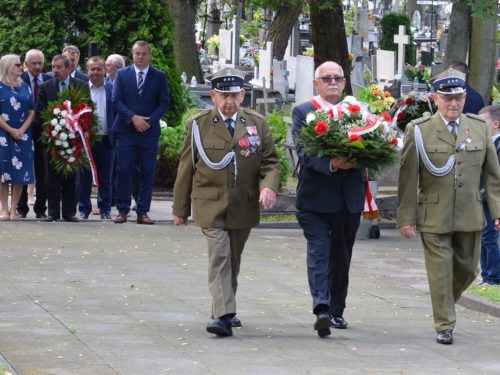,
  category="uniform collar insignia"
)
[213,116,219,124]
[240,116,246,124]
